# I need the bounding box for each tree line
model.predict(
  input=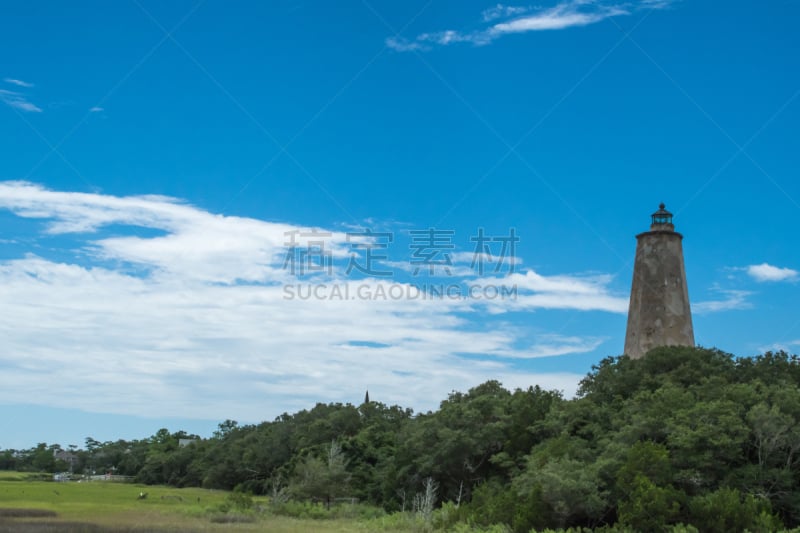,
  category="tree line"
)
[3,346,800,532]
